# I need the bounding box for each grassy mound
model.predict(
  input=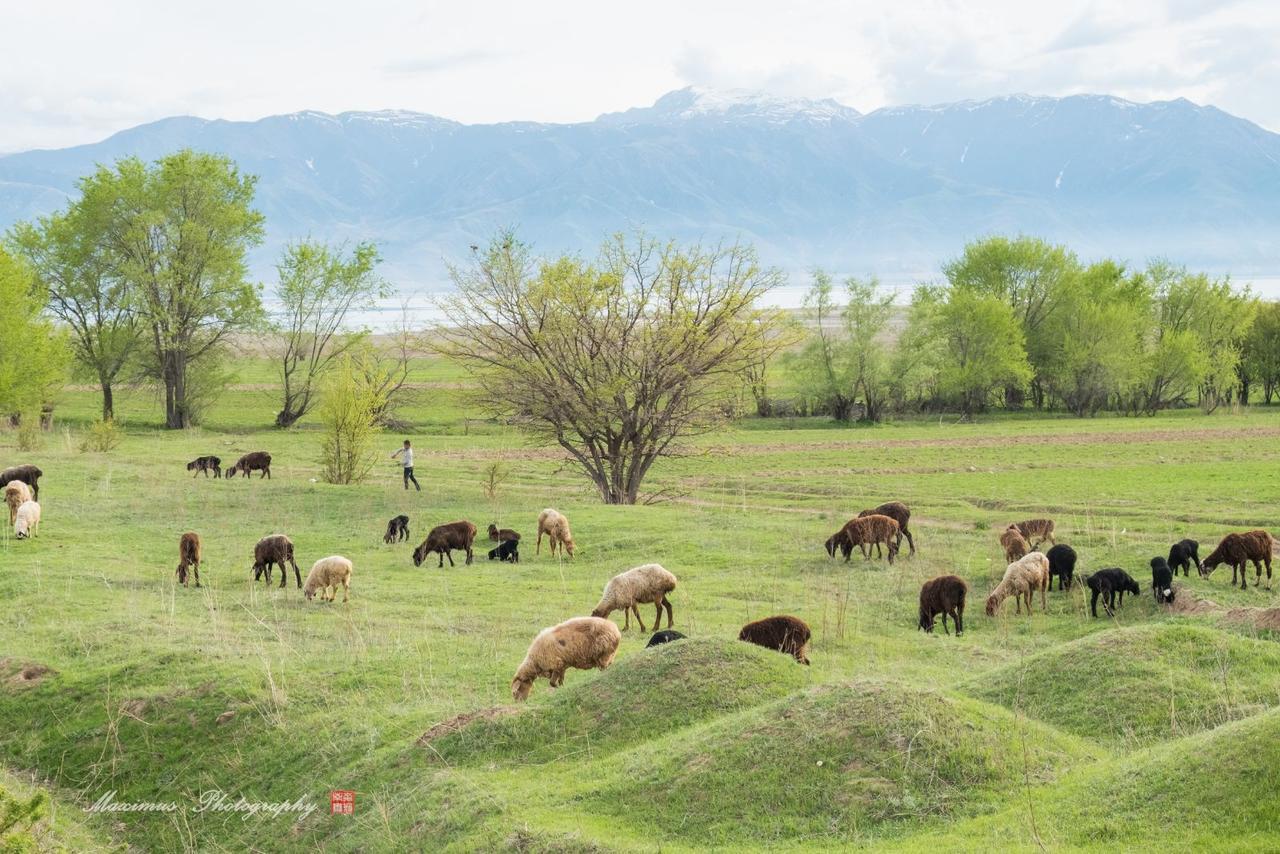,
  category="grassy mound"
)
[961,623,1280,746]
[424,638,812,765]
